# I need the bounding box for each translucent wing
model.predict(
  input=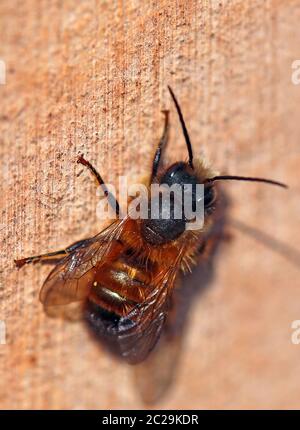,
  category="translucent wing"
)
[133,277,184,403]
[39,219,127,318]
[115,245,186,364]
